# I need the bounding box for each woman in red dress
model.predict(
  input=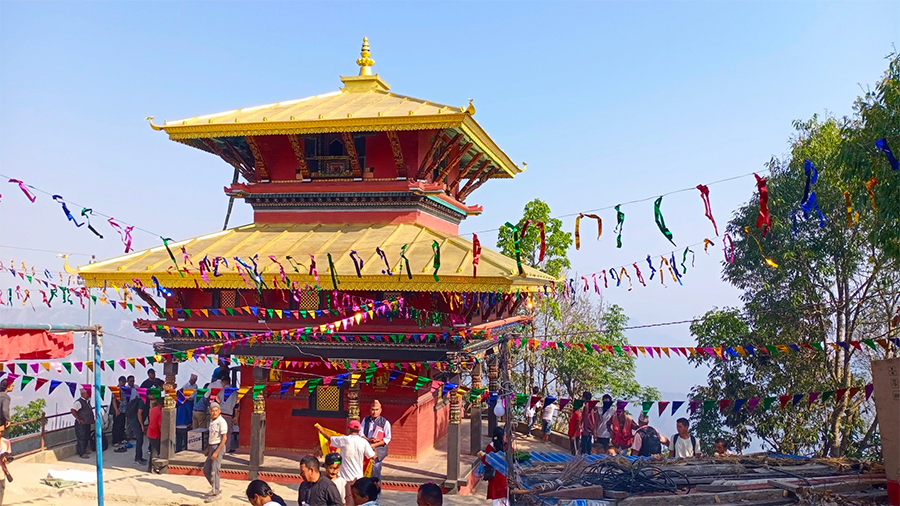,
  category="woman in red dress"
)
[482,426,508,506]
